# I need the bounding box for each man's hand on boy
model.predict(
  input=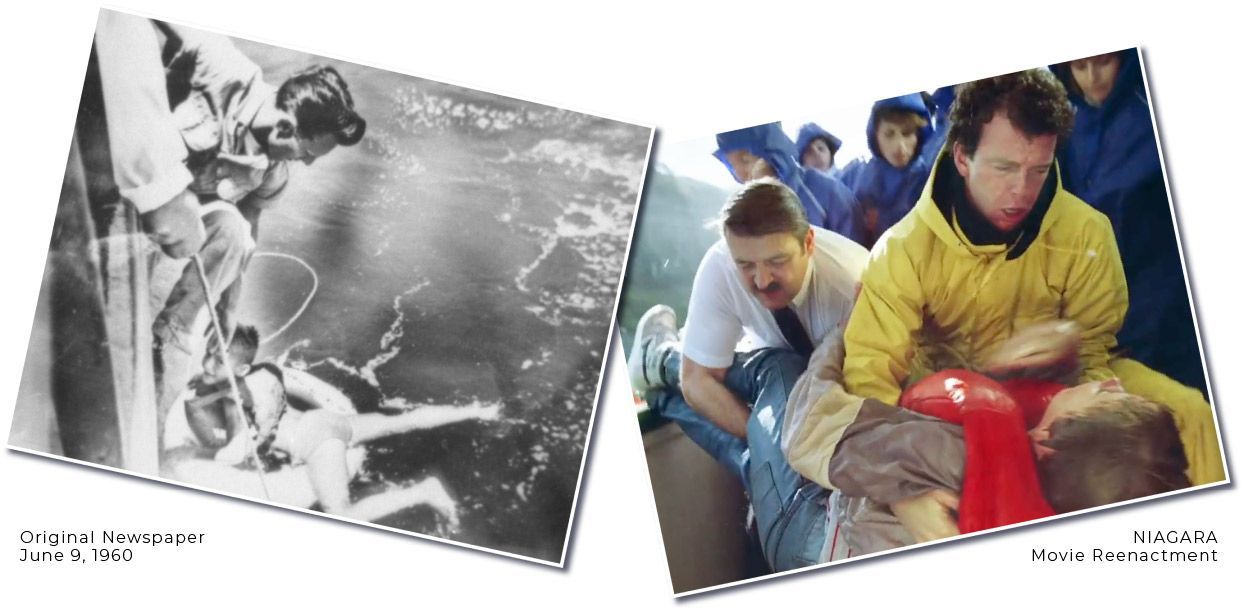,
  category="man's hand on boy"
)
[891,488,960,543]
[982,320,1081,381]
